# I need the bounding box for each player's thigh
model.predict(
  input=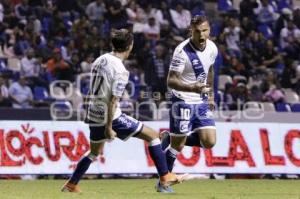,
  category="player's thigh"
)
[169,97,193,135]
[195,128,216,148]
[89,122,106,143]
[112,114,143,141]
[135,125,159,142]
